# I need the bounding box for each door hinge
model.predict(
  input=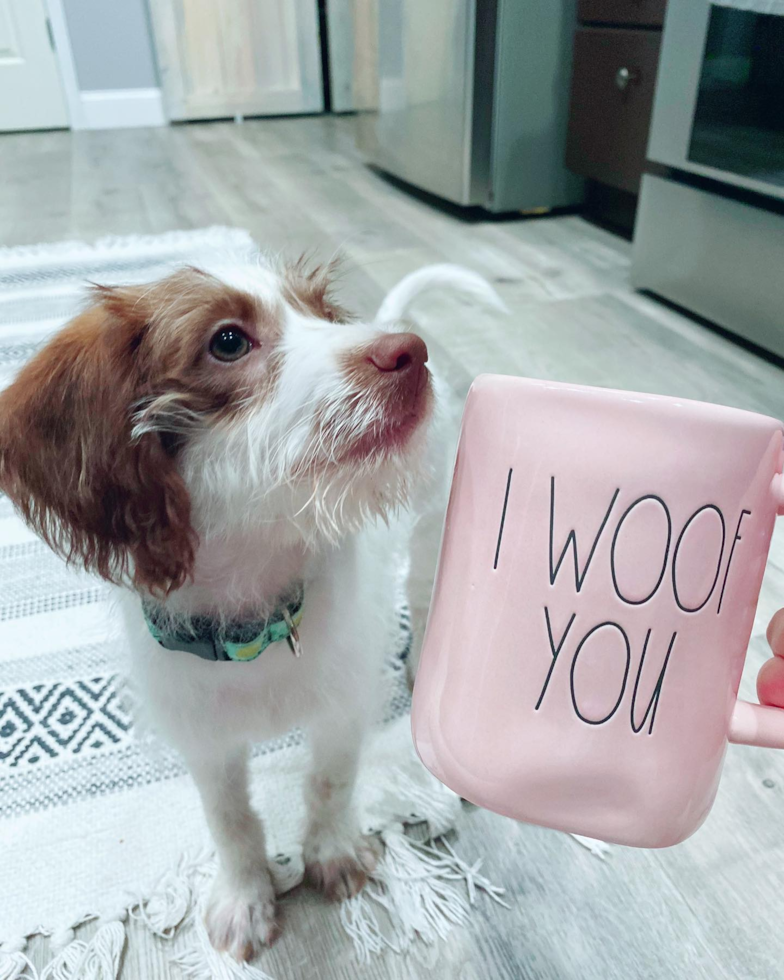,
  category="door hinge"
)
[46,17,56,51]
